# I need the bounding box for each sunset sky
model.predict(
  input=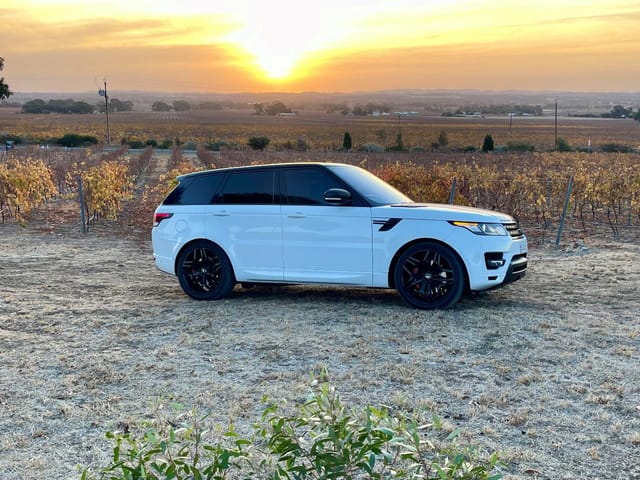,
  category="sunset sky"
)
[2,0,639,93]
